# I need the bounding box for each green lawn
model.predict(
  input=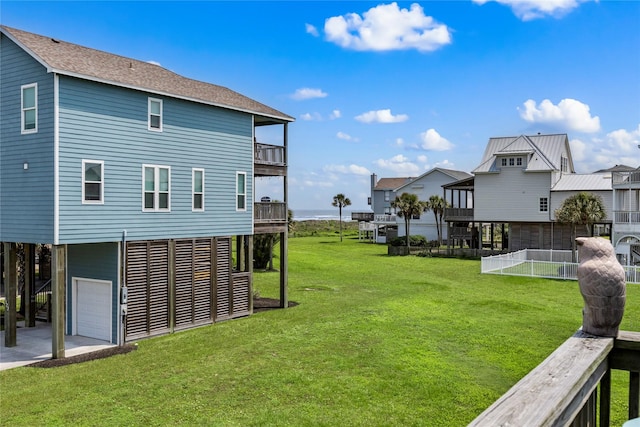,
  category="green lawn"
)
[1,236,638,426]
